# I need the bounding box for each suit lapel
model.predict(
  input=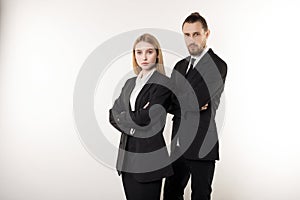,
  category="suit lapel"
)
[134,71,159,110]
[178,58,190,75]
